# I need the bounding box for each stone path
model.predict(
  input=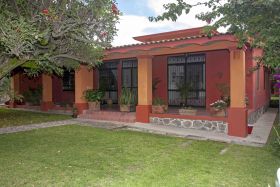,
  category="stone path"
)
[0,120,76,135]
[0,108,277,147]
